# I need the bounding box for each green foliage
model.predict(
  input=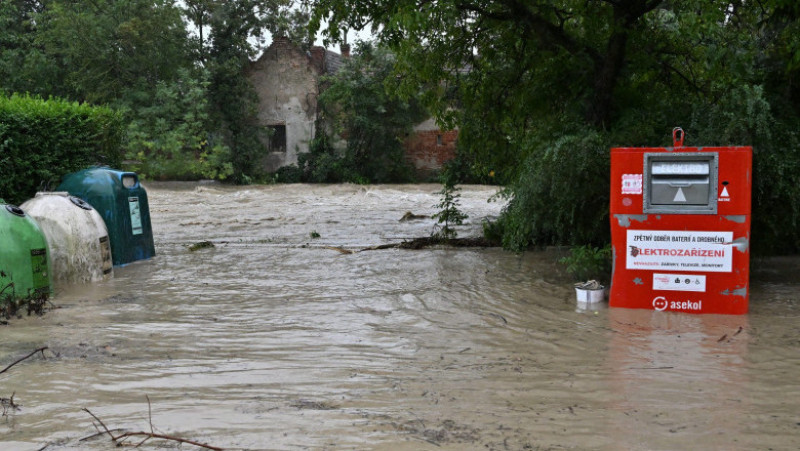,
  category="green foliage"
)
[497,128,610,251]
[432,181,468,240]
[437,150,499,185]
[273,164,303,183]
[296,134,354,183]
[688,84,800,254]
[0,1,50,97]
[558,244,613,283]
[317,42,426,183]
[202,1,285,184]
[33,0,193,105]
[1,0,297,185]
[311,1,800,254]
[0,94,123,205]
[431,162,468,240]
[123,69,233,181]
